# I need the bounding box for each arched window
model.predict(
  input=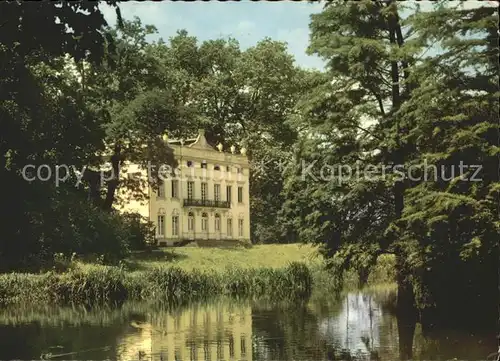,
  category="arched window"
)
[157,181,165,198]
[214,213,221,231]
[214,164,221,171]
[201,212,208,232]
[188,211,195,231]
